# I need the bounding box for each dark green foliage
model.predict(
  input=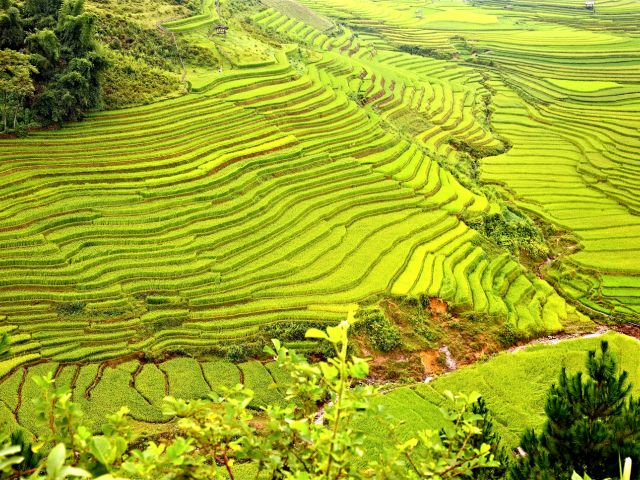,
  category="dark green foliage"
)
[260,321,329,342]
[226,344,249,363]
[148,318,183,331]
[258,321,341,358]
[26,28,61,75]
[225,342,264,363]
[0,0,106,130]
[397,44,453,60]
[0,333,10,361]
[510,341,640,480]
[22,0,63,23]
[0,4,24,49]
[145,295,171,305]
[448,137,511,161]
[469,398,510,480]
[468,207,549,260]
[496,323,526,347]
[9,430,42,474]
[354,308,402,352]
[34,52,107,124]
[56,301,86,316]
[0,49,36,131]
